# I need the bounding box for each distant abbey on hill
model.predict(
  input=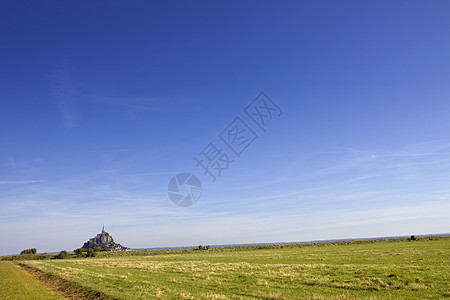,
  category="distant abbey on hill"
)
[82,226,131,251]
